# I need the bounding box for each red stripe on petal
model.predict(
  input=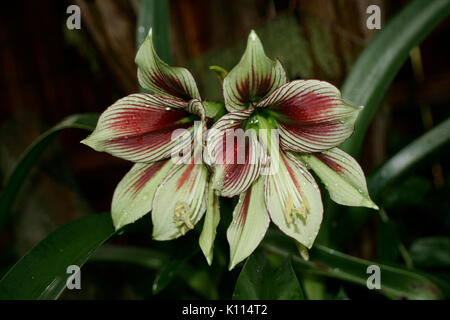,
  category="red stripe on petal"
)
[314,152,343,174]
[176,162,196,191]
[129,161,168,196]
[281,152,301,191]
[106,105,190,137]
[148,72,192,101]
[238,187,252,227]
